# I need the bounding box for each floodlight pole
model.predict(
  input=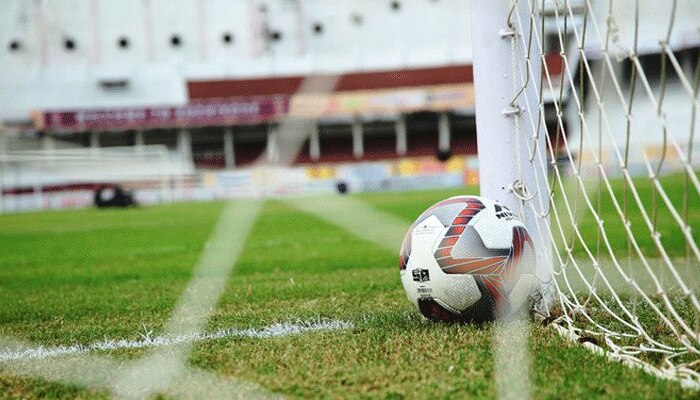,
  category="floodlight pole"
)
[395,115,407,156]
[438,112,451,153]
[470,1,552,309]
[224,128,235,168]
[309,123,321,161]
[352,118,364,159]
